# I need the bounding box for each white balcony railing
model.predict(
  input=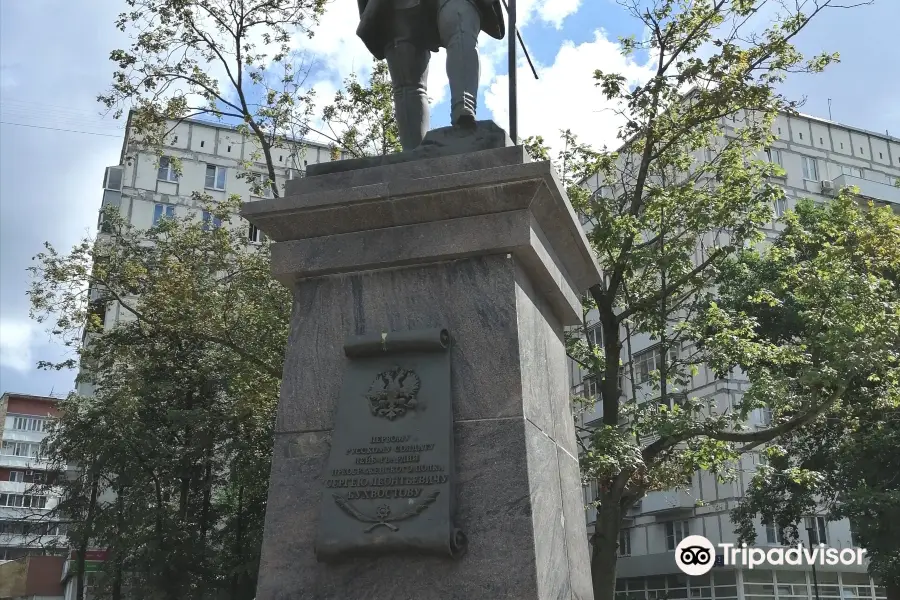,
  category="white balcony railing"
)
[833,174,900,205]
[2,430,48,444]
[0,455,52,470]
[640,489,698,515]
